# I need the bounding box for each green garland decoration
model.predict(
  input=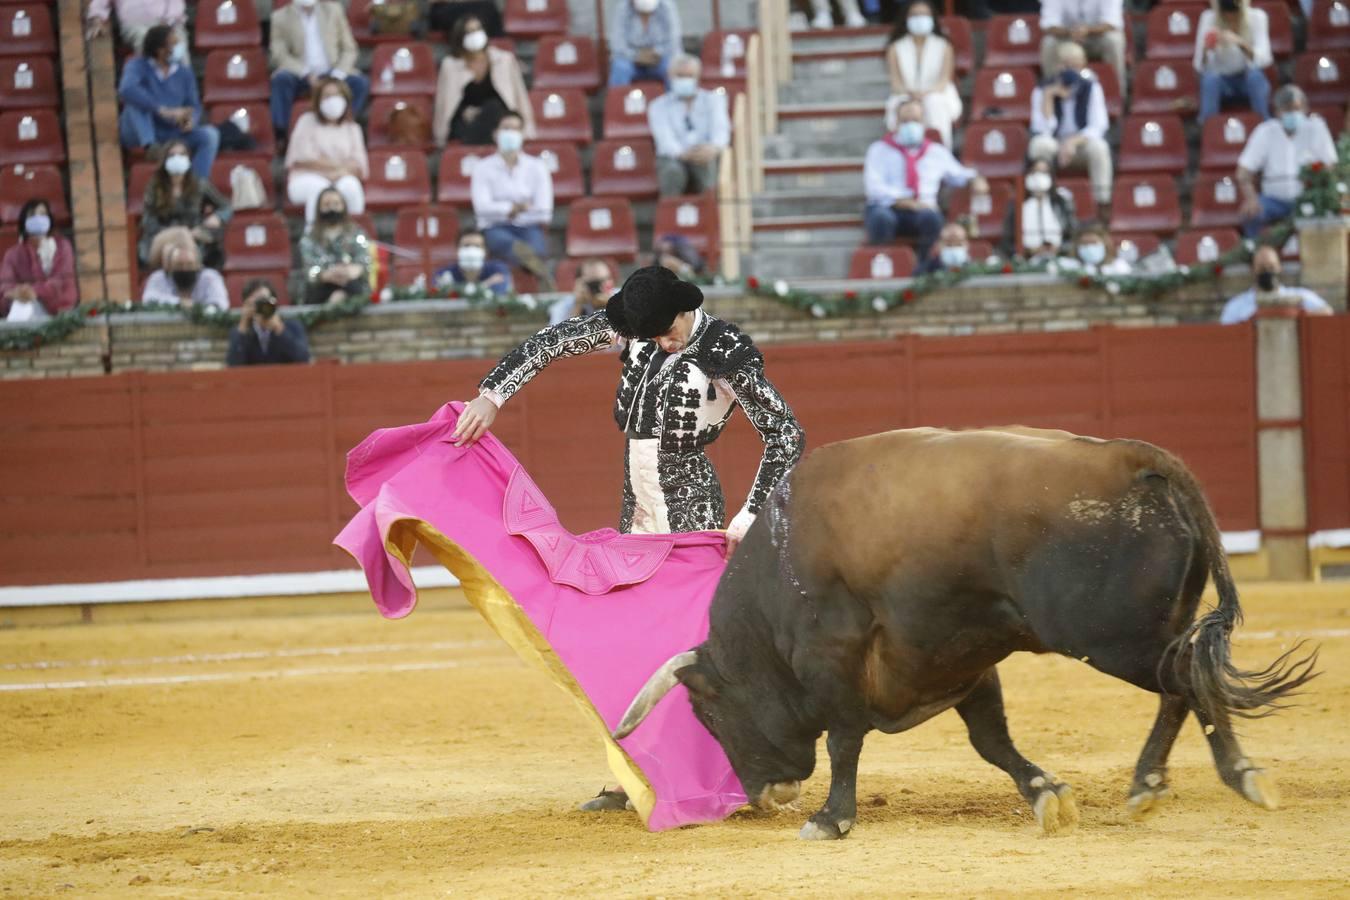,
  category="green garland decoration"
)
[383,278,548,318]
